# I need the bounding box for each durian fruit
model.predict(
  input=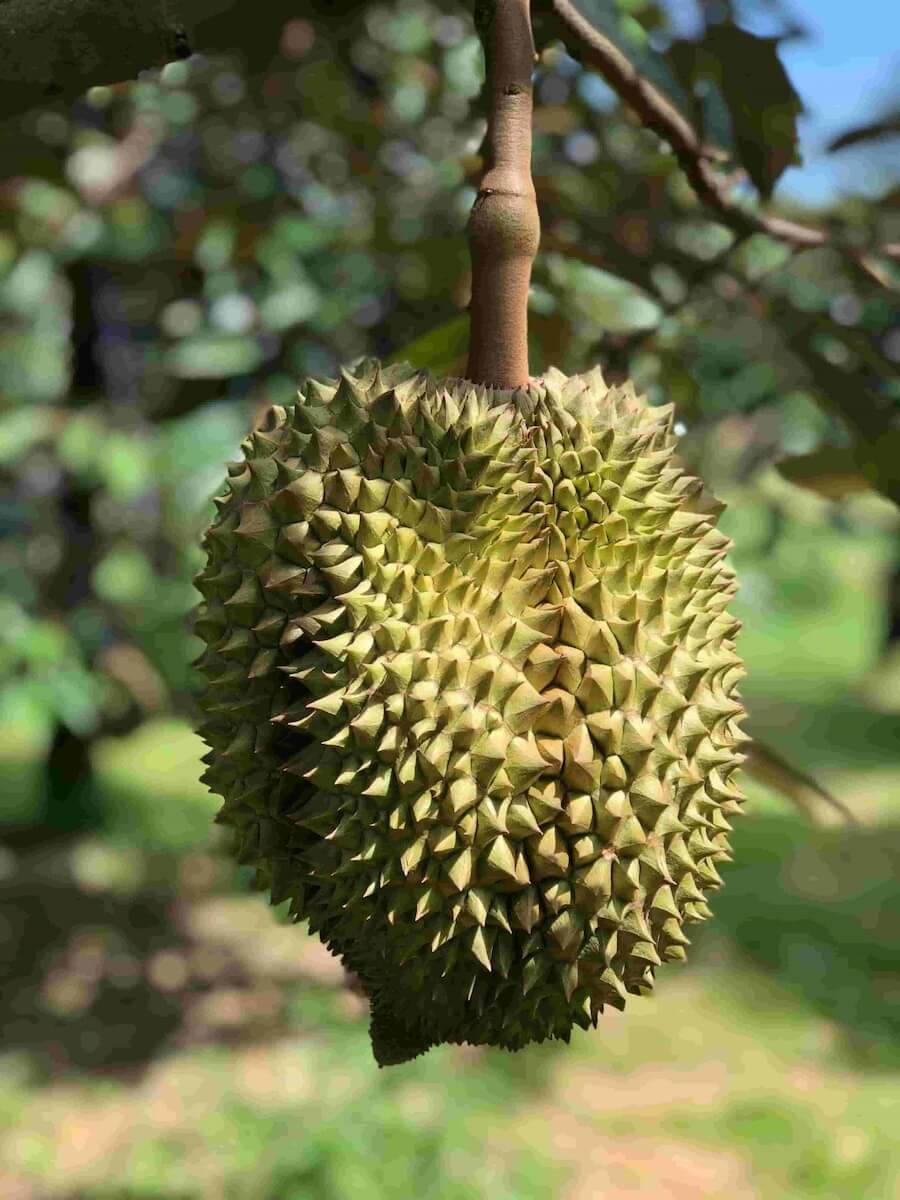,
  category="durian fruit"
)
[194,357,747,1066]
